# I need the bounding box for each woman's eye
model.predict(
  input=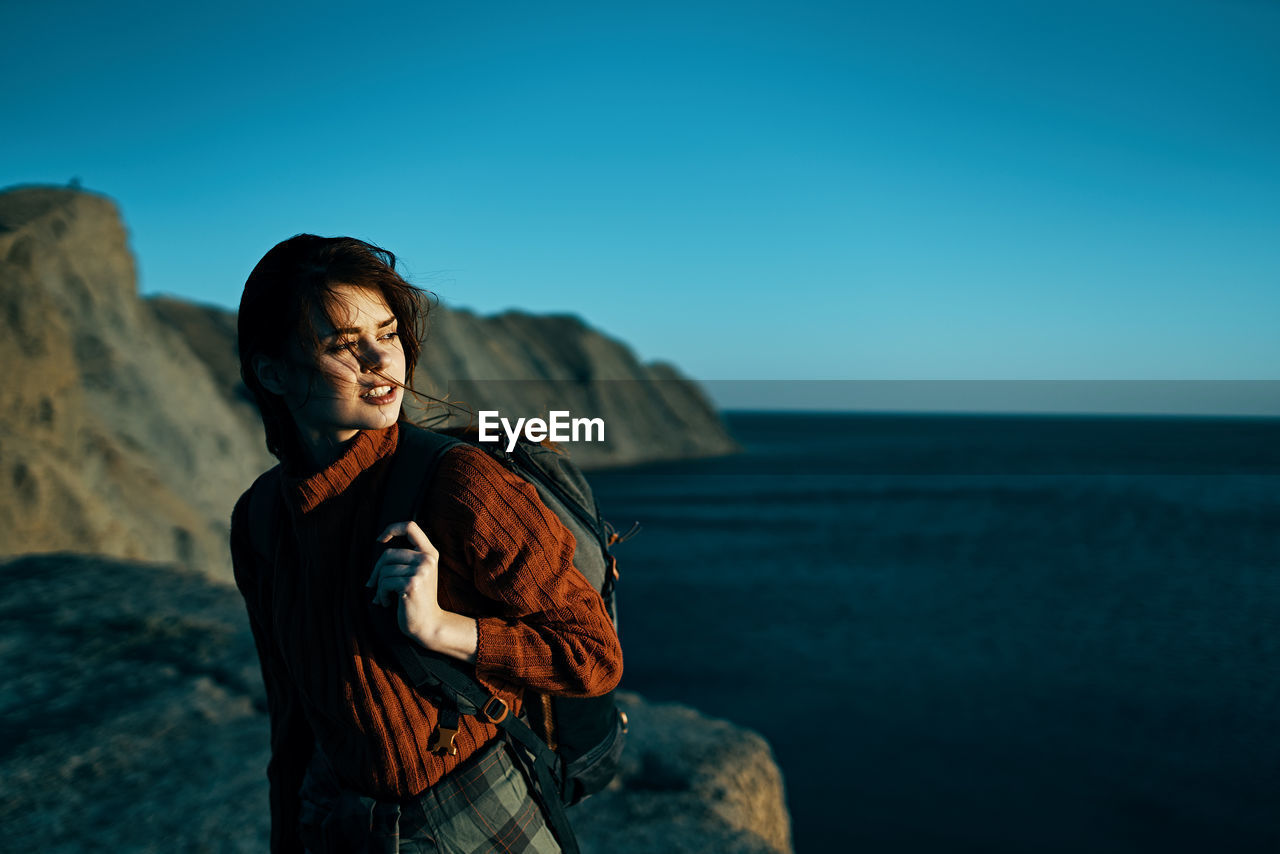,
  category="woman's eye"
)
[380,331,399,342]
[326,340,356,354]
